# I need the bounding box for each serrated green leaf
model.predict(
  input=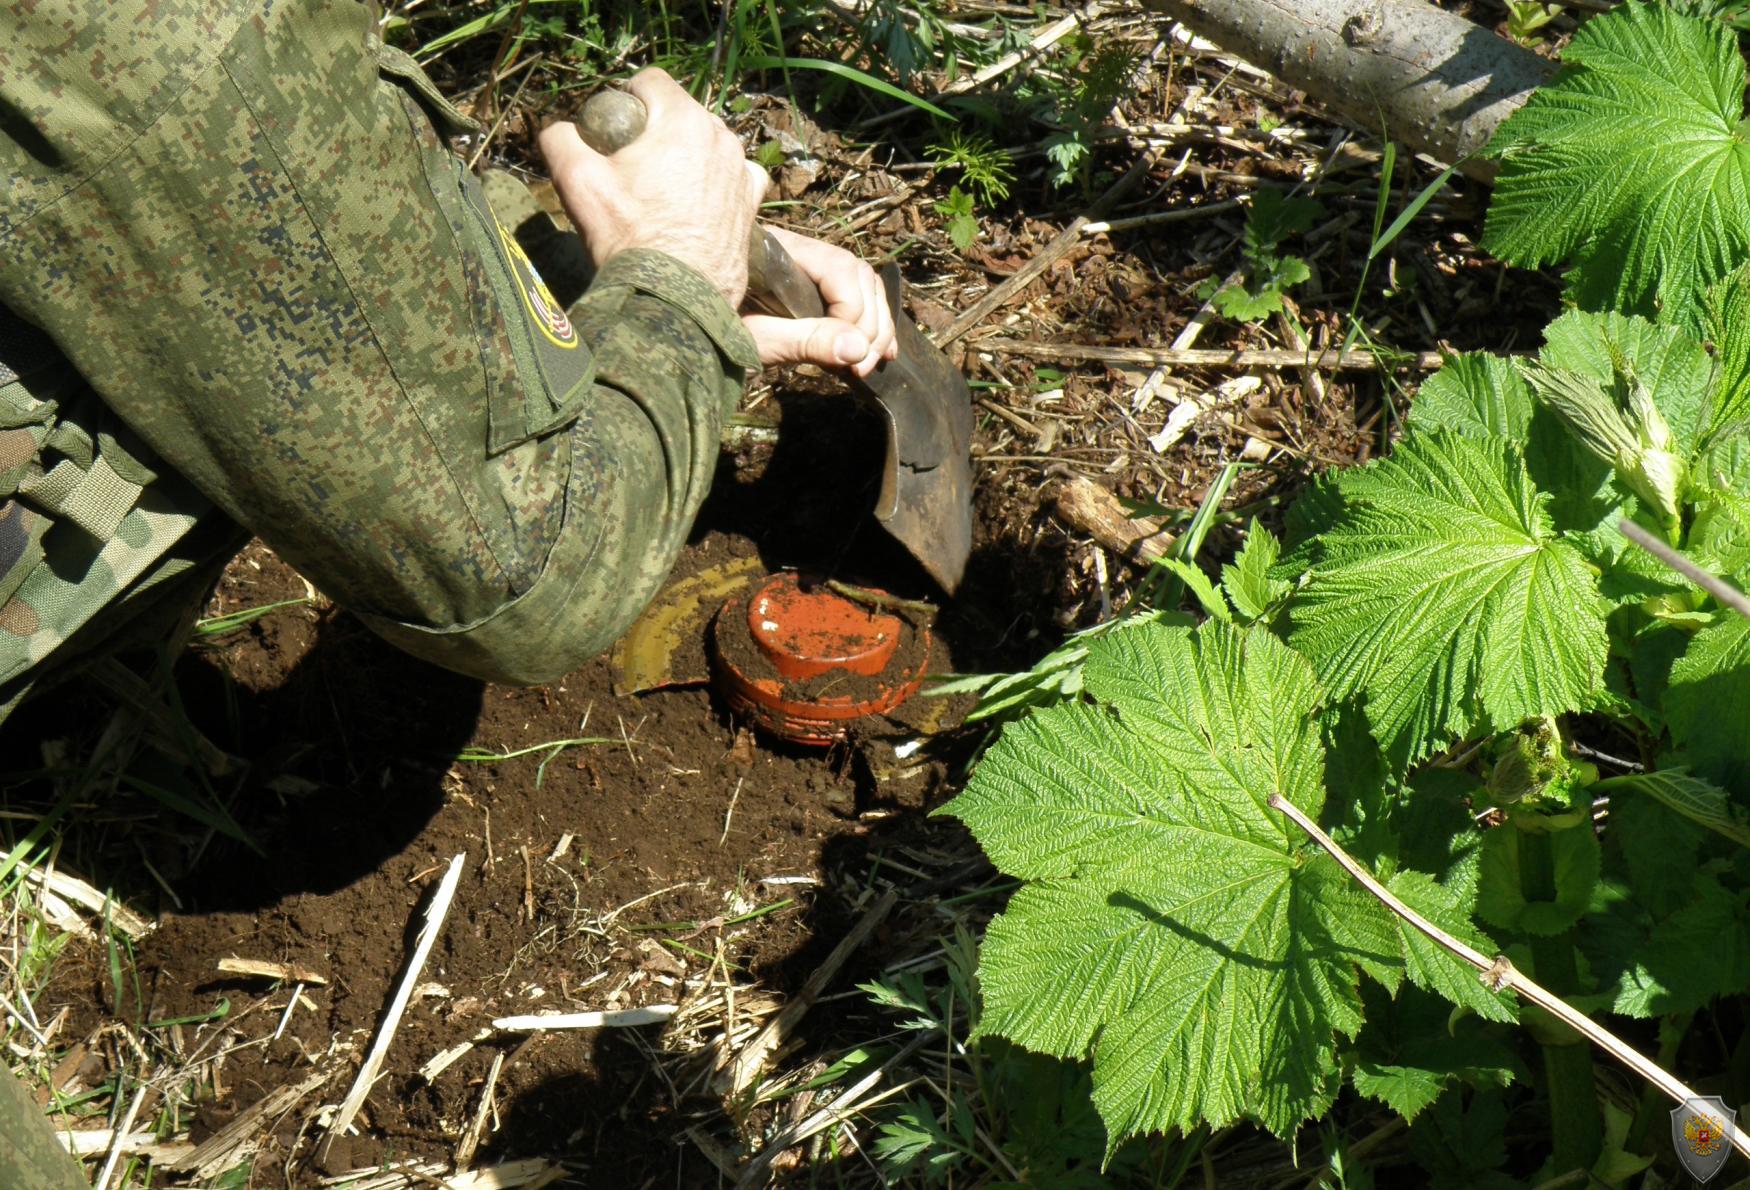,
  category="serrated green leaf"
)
[1352,1061,1452,1122]
[1702,263,1750,442]
[941,622,1383,1142]
[1606,787,1707,917]
[1401,769,1489,900]
[1350,984,1518,1122]
[1539,308,1713,455]
[1475,822,1600,935]
[1246,187,1322,255]
[1604,767,1750,847]
[1387,871,1518,1021]
[1223,520,1292,624]
[1407,1087,1514,1189]
[1581,870,1750,1016]
[1284,432,1609,769]
[1410,352,1537,439]
[1163,559,1231,621]
[1484,2,1750,327]
[1666,615,1750,791]
[1213,282,1287,322]
[1691,436,1750,580]
[1409,350,1617,536]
